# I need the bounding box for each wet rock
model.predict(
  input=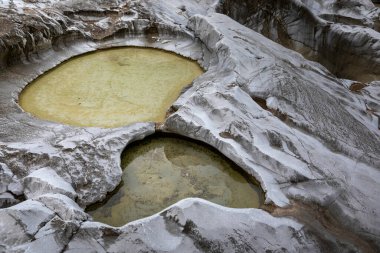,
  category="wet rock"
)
[23,167,77,200]
[0,0,379,252]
